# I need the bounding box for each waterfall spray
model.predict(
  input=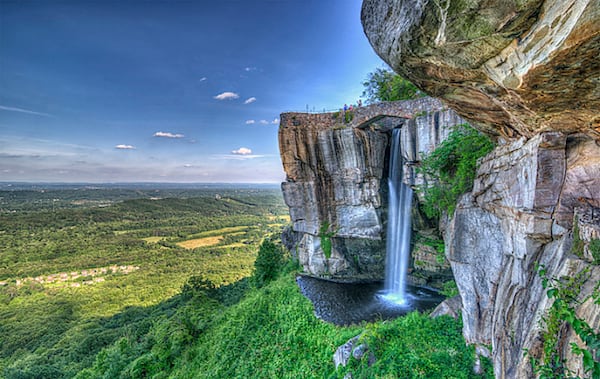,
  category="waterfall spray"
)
[382,128,413,305]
